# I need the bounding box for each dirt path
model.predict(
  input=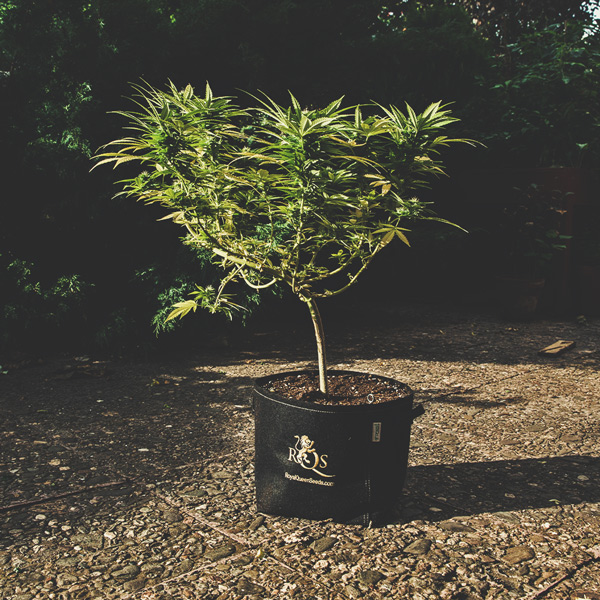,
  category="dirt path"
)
[1,305,600,599]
